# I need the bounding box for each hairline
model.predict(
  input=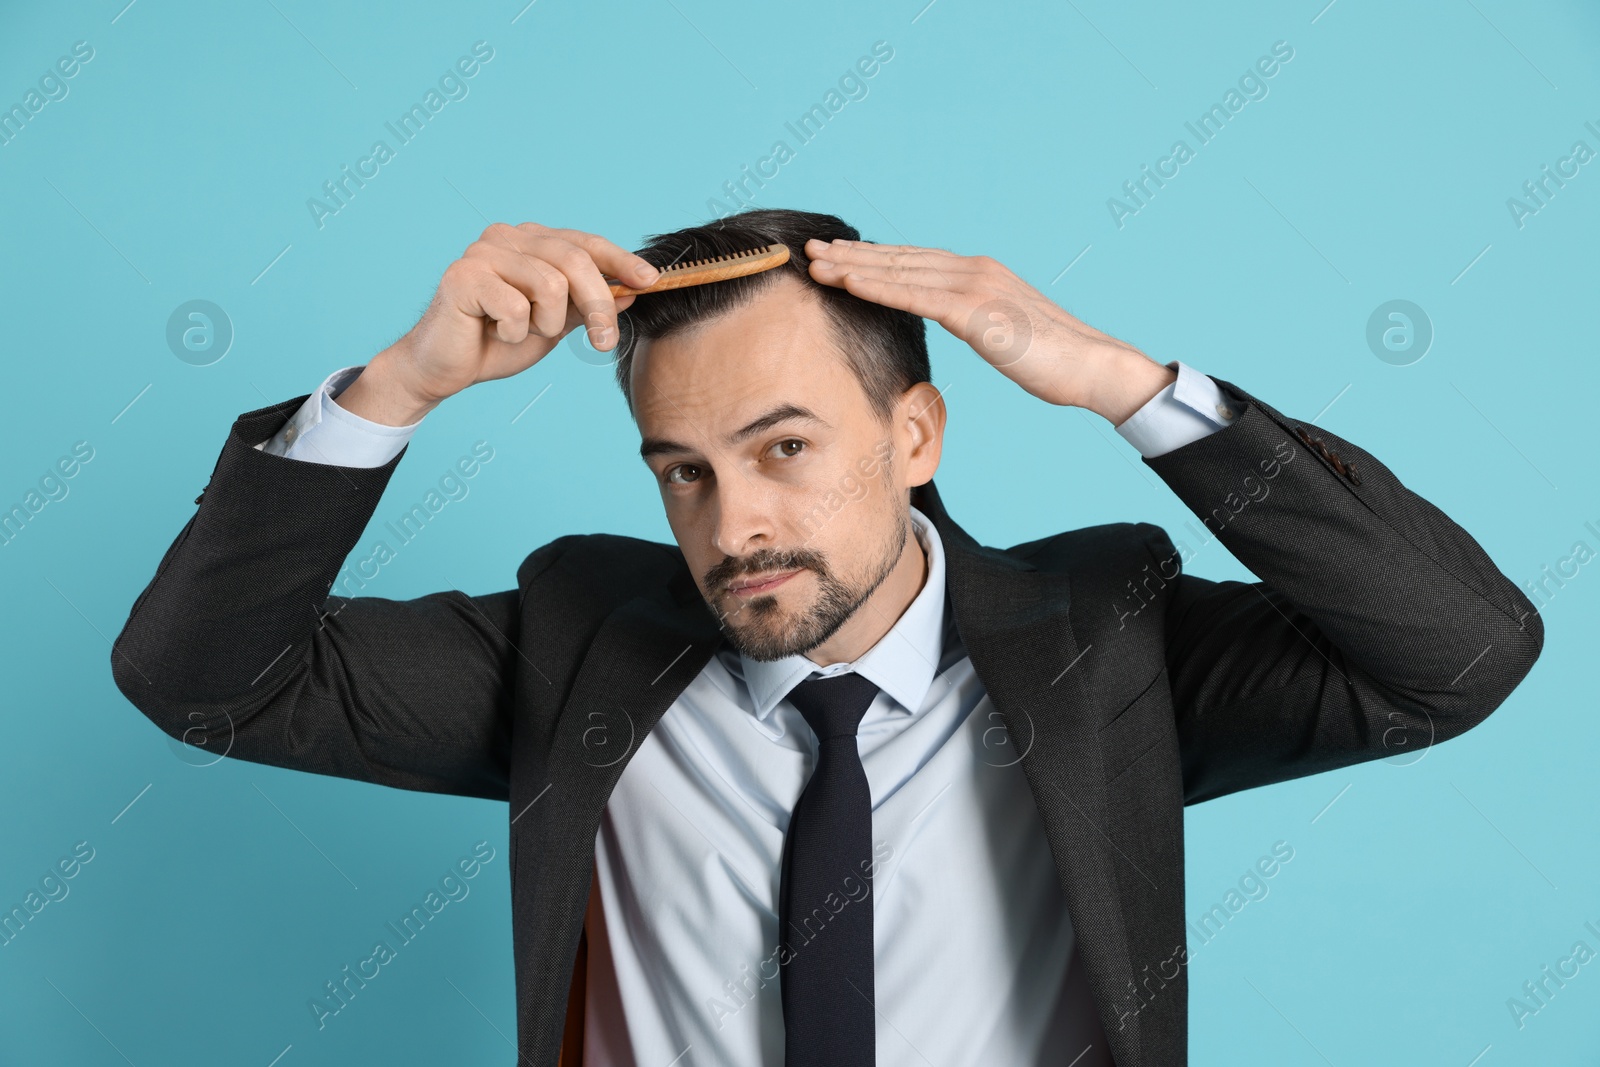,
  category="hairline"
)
[620,274,903,429]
